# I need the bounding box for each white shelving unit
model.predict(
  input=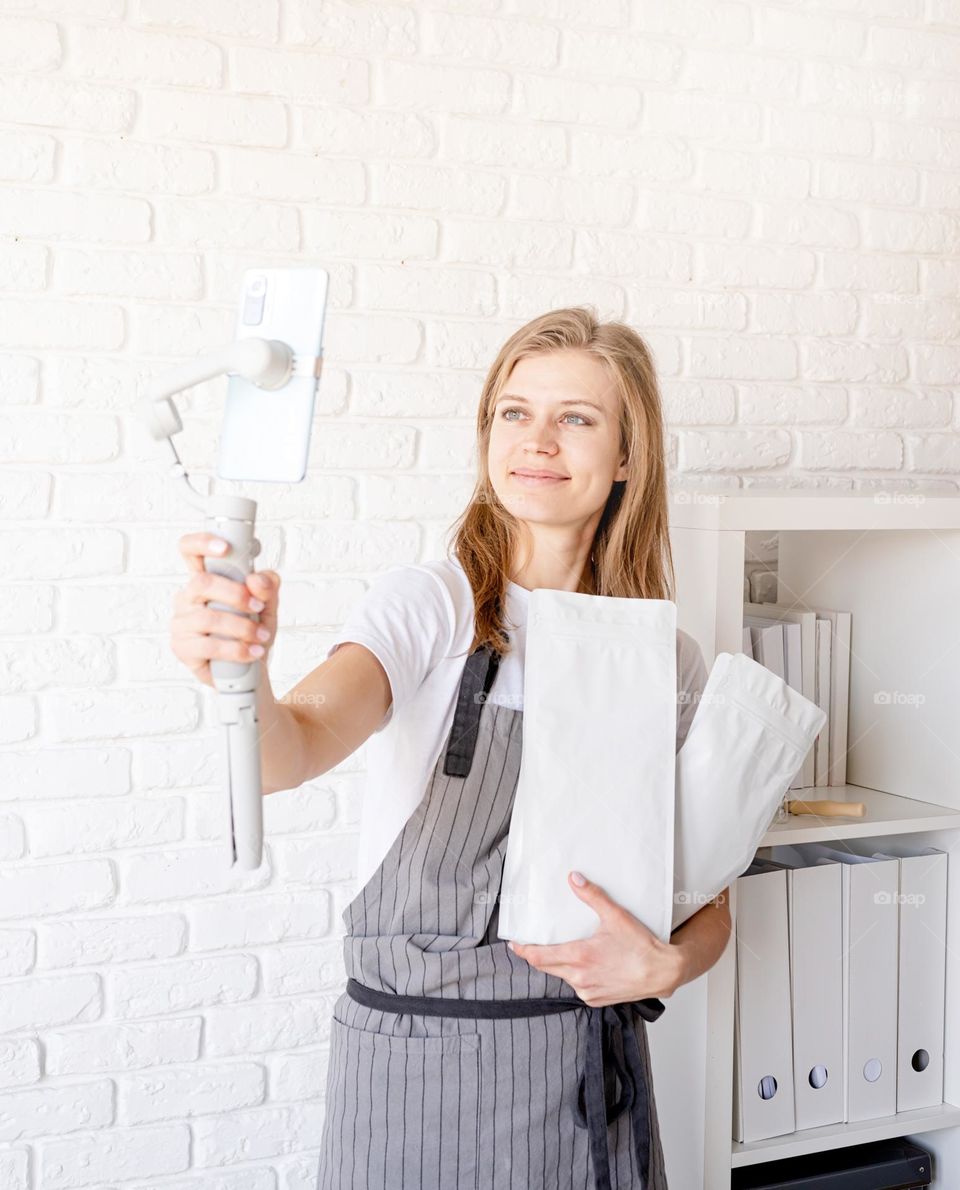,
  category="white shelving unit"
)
[663,489,960,1189]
